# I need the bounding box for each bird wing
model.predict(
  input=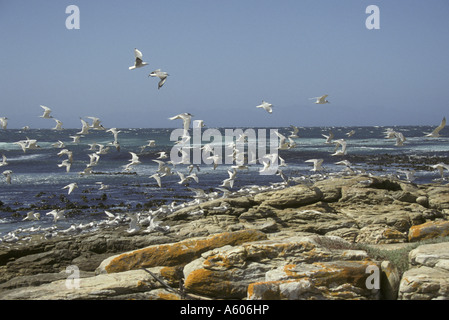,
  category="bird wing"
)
[151,174,162,187]
[290,125,299,134]
[40,105,51,113]
[129,152,140,162]
[135,57,143,66]
[432,117,446,134]
[134,48,143,59]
